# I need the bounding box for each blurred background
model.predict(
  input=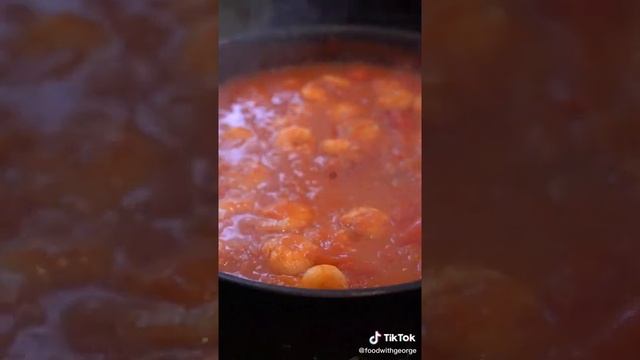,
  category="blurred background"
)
[424,1,640,359]
[0,0,217,358]
[219,0,420,38]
